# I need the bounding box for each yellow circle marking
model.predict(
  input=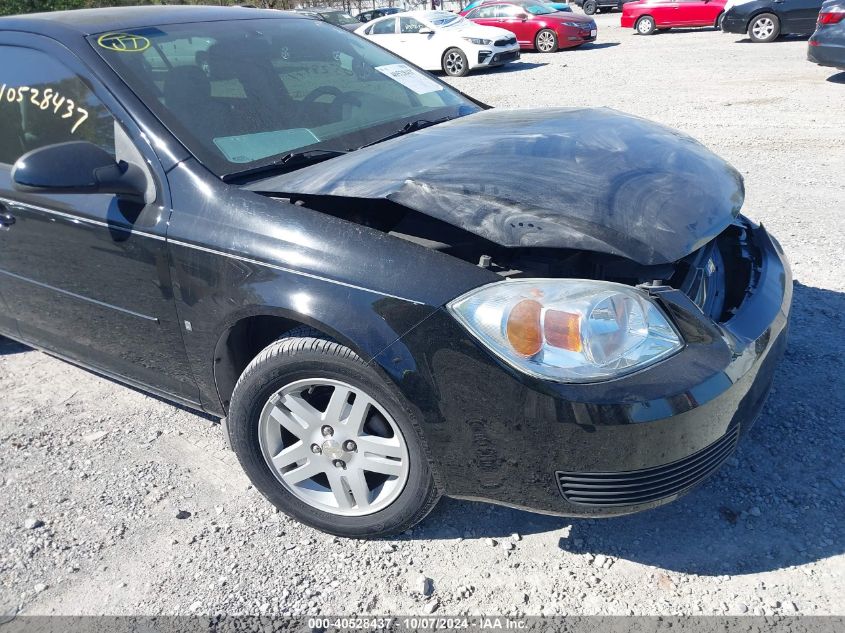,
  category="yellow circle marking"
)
[97,32,150,53]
